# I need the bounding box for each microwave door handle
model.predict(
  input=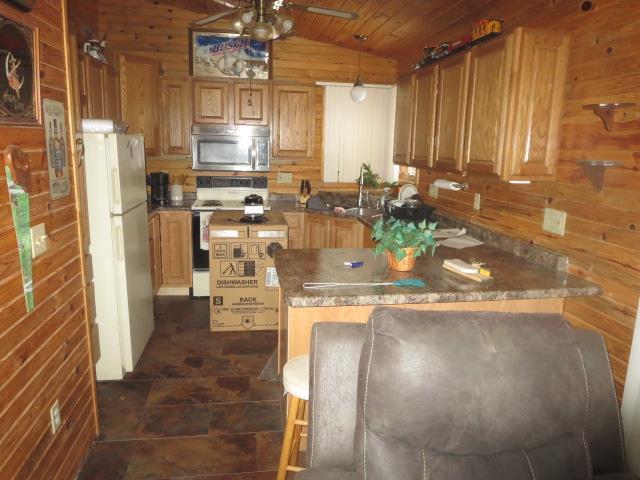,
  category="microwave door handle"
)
[251,138,258,170]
